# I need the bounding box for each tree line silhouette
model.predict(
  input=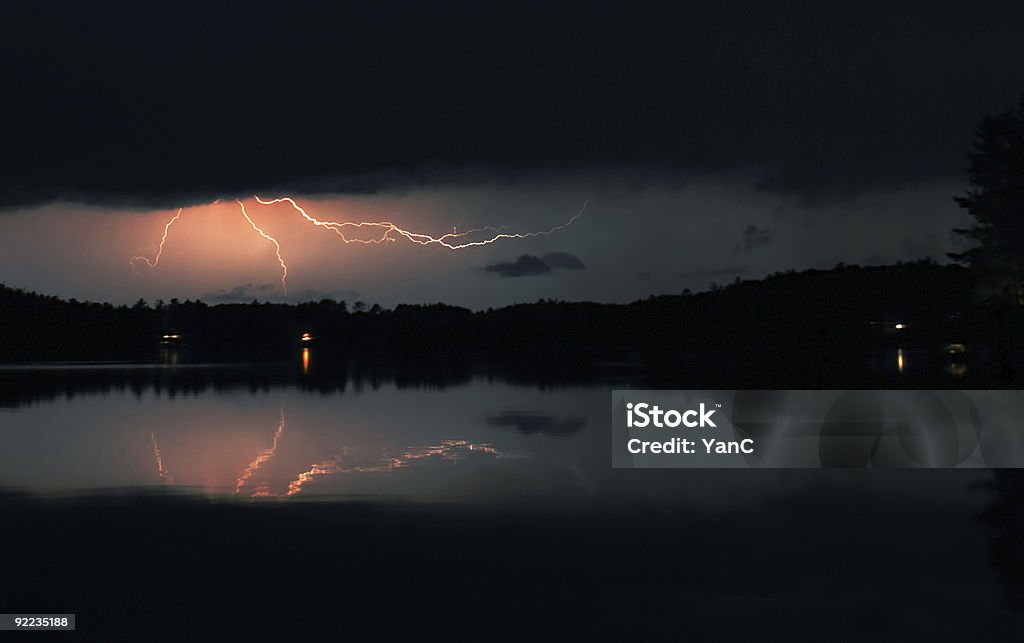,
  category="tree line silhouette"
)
[2,260,1020,387]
